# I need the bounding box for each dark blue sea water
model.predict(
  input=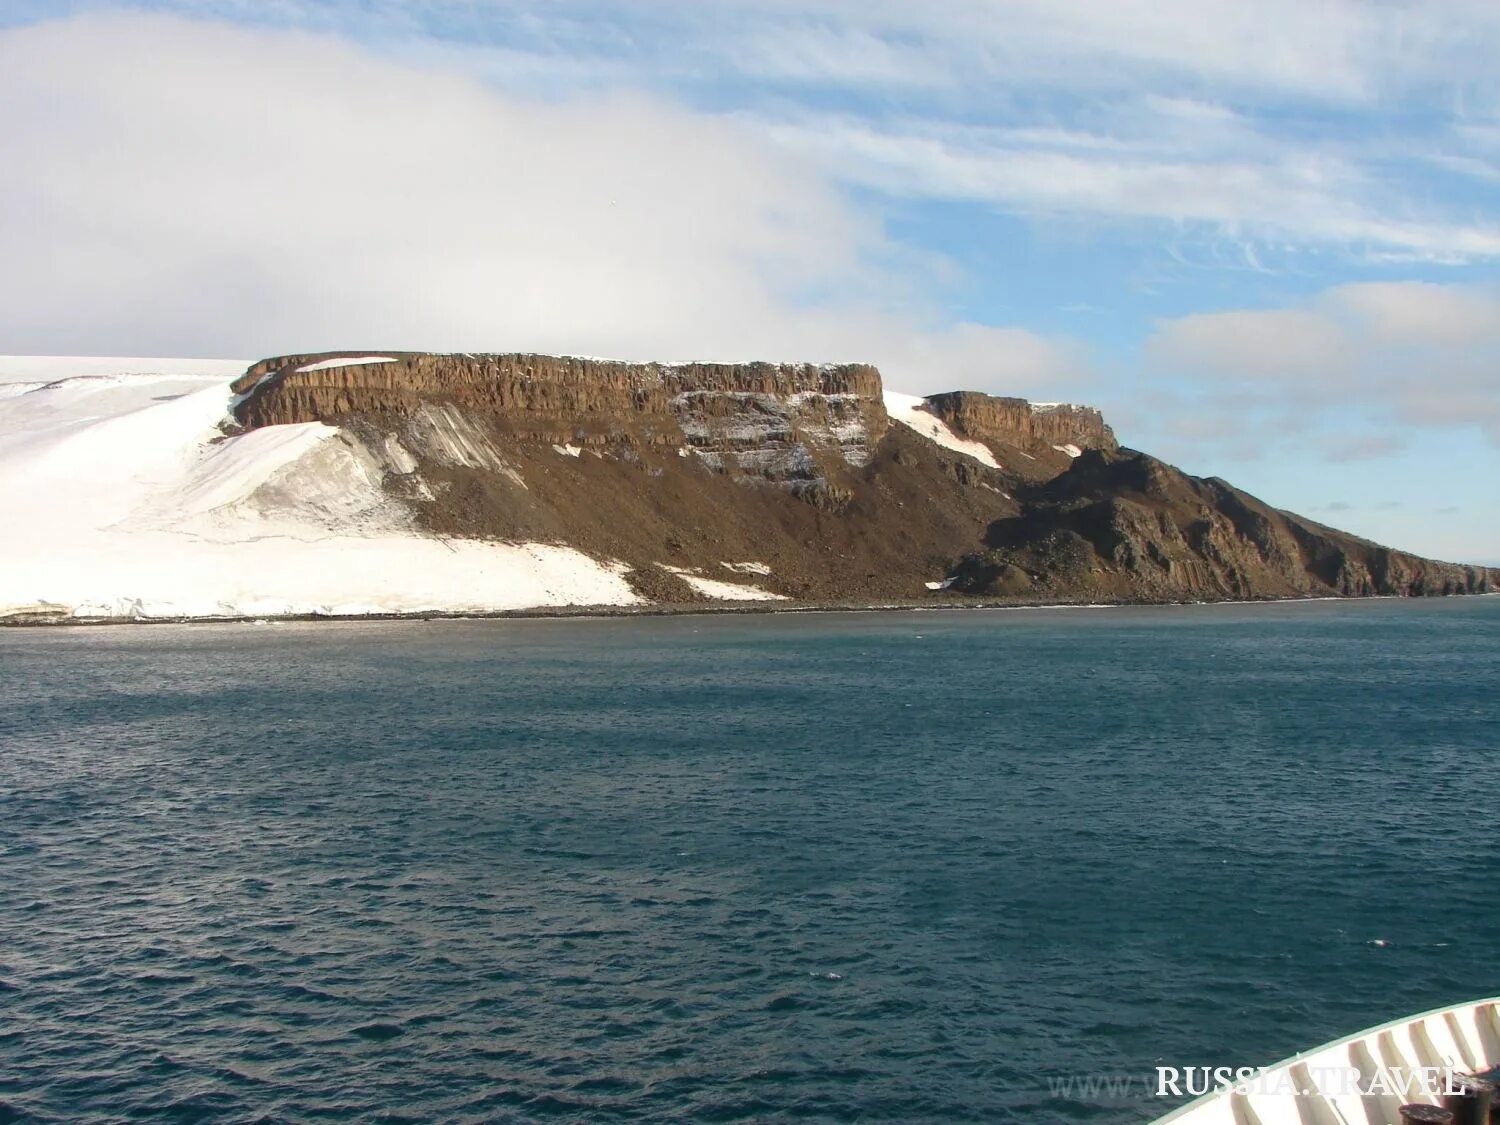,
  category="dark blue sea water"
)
[2,598,1499,1123]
